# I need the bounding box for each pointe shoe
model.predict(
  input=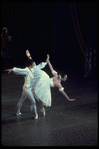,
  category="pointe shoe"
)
[16,112,22,116]
[40,108,45,116]
[34,113,38,119]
